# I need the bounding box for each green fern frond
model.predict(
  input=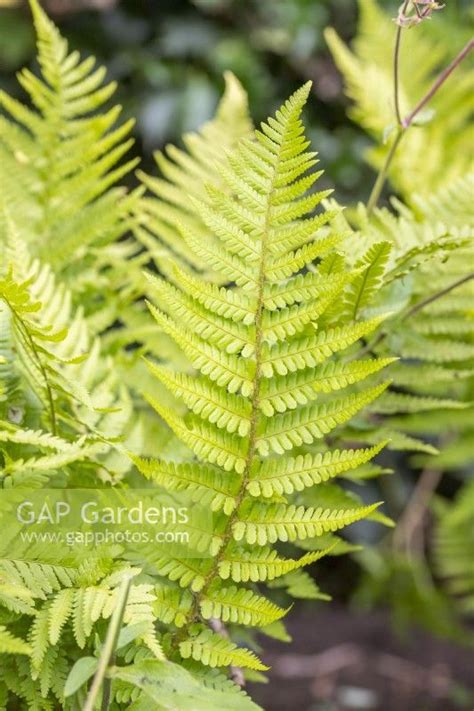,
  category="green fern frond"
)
[179,629,268,671]
[260,315,388,378]
[0,0,138,295]
[233,501,380,545]
[200,585,287,627]
[0,626,31,656]
[435,481,474,612]
[247,442,386,497]
[256,383,389,456]
[218,547,331,583]
[132,456,239,514]
[345,241,391,320]
[259,357,395,416]
[268,569,329,600]
[141,83,392,675]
